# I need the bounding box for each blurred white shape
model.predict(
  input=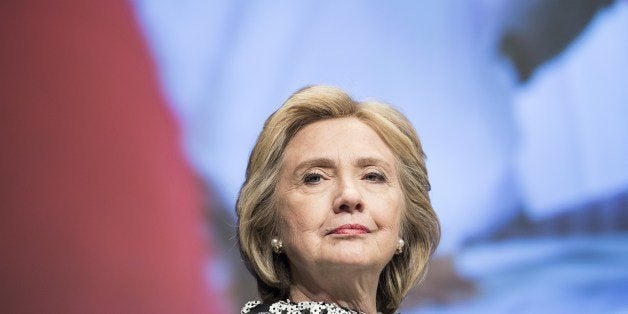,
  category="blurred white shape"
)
[515,1,628,218]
